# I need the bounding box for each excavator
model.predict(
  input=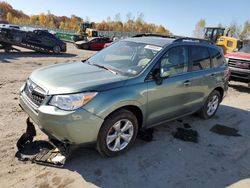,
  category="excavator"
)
[204,27,242,54]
